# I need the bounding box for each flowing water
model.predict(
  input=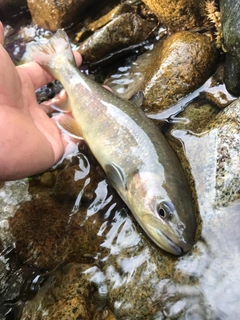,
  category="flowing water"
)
[0,13,240,320]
